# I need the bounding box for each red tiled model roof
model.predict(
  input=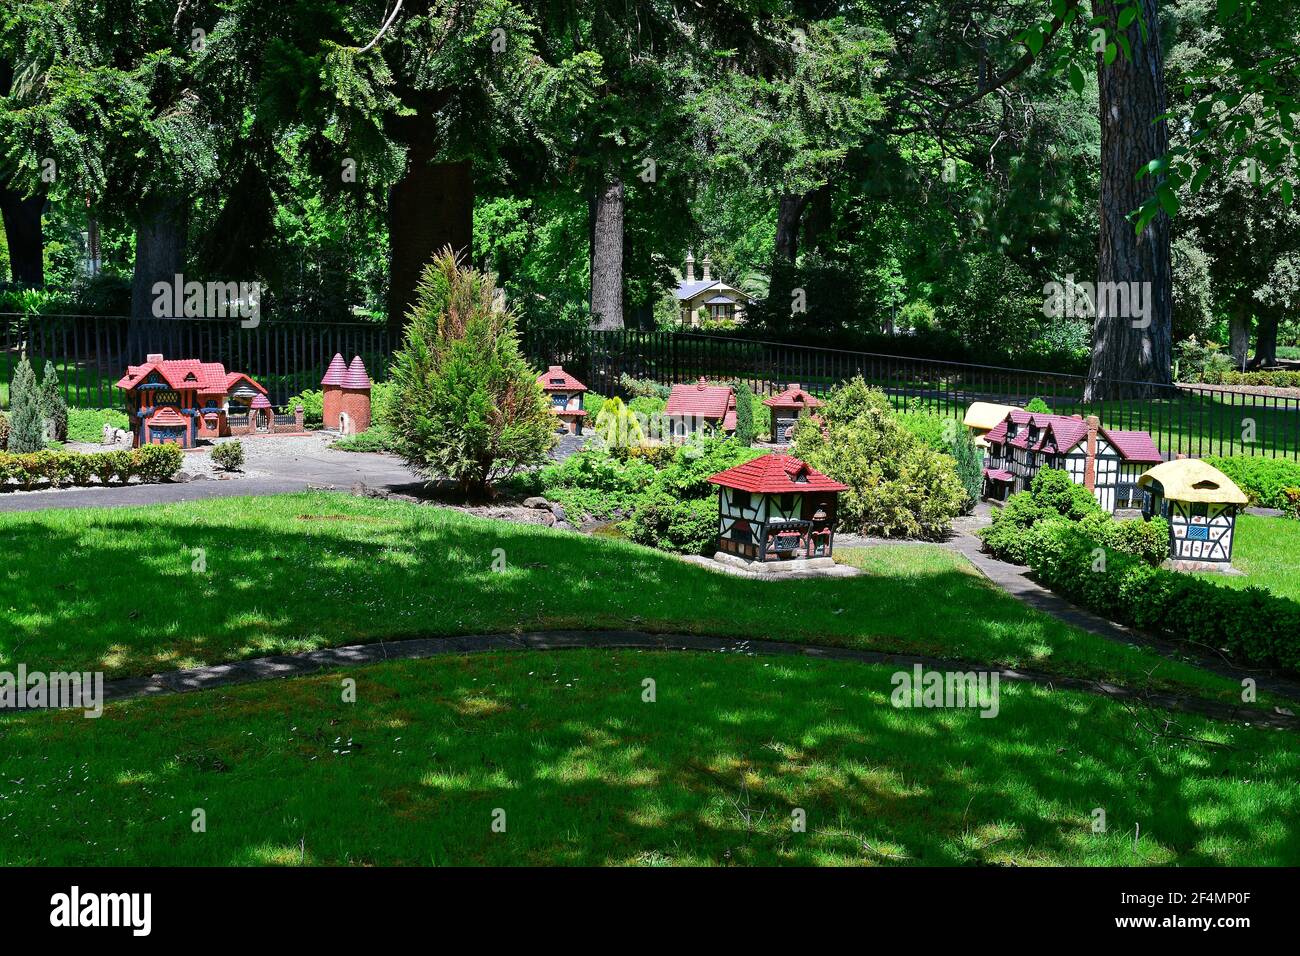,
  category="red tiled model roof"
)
[1103,429,1163,463]
[342,356,371,389]
[666,377,733,421]
[147,406,187,427]
[116,355,264,397]
[763,385,823,410]
[250,393,272,409]
[537,365,587,392]
[983,468,1014,482]
[709,453,848,494]
[321,353,348,386]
